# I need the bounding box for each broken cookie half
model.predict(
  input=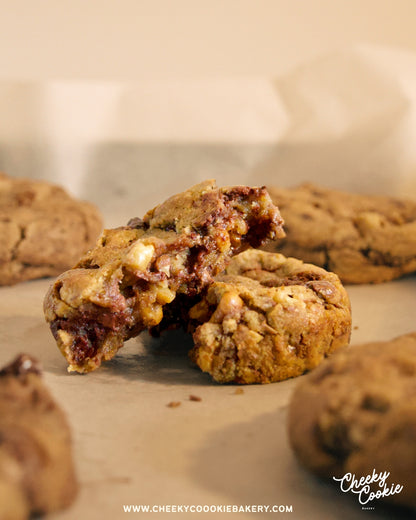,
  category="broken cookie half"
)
[44,180,284,373]
[0,354,78,519]
[189,249,351,384]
